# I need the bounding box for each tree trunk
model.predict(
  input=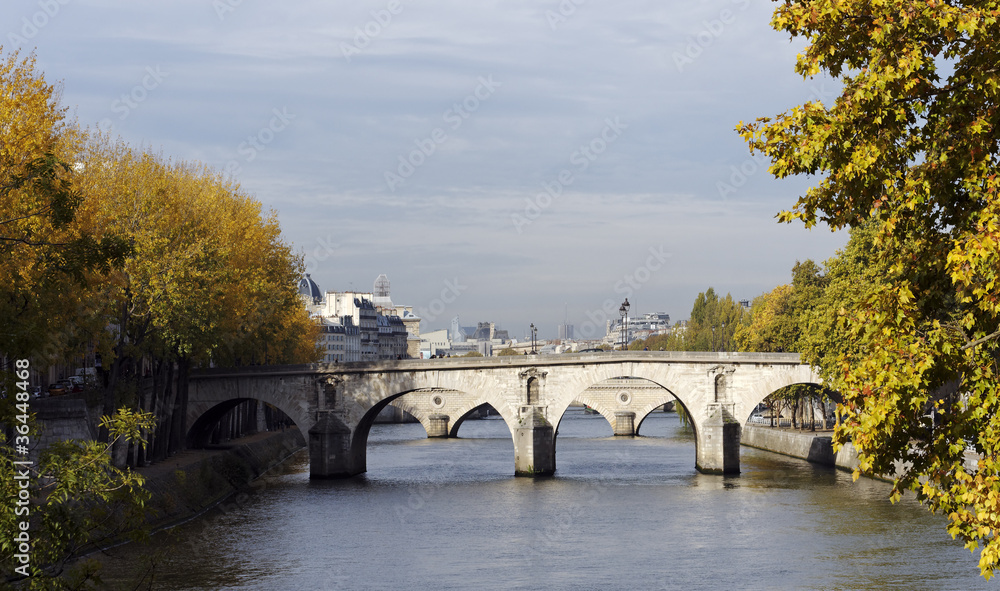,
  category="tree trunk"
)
[152,361,176,462]
[99,353,122,443]
[169,356,191,454]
